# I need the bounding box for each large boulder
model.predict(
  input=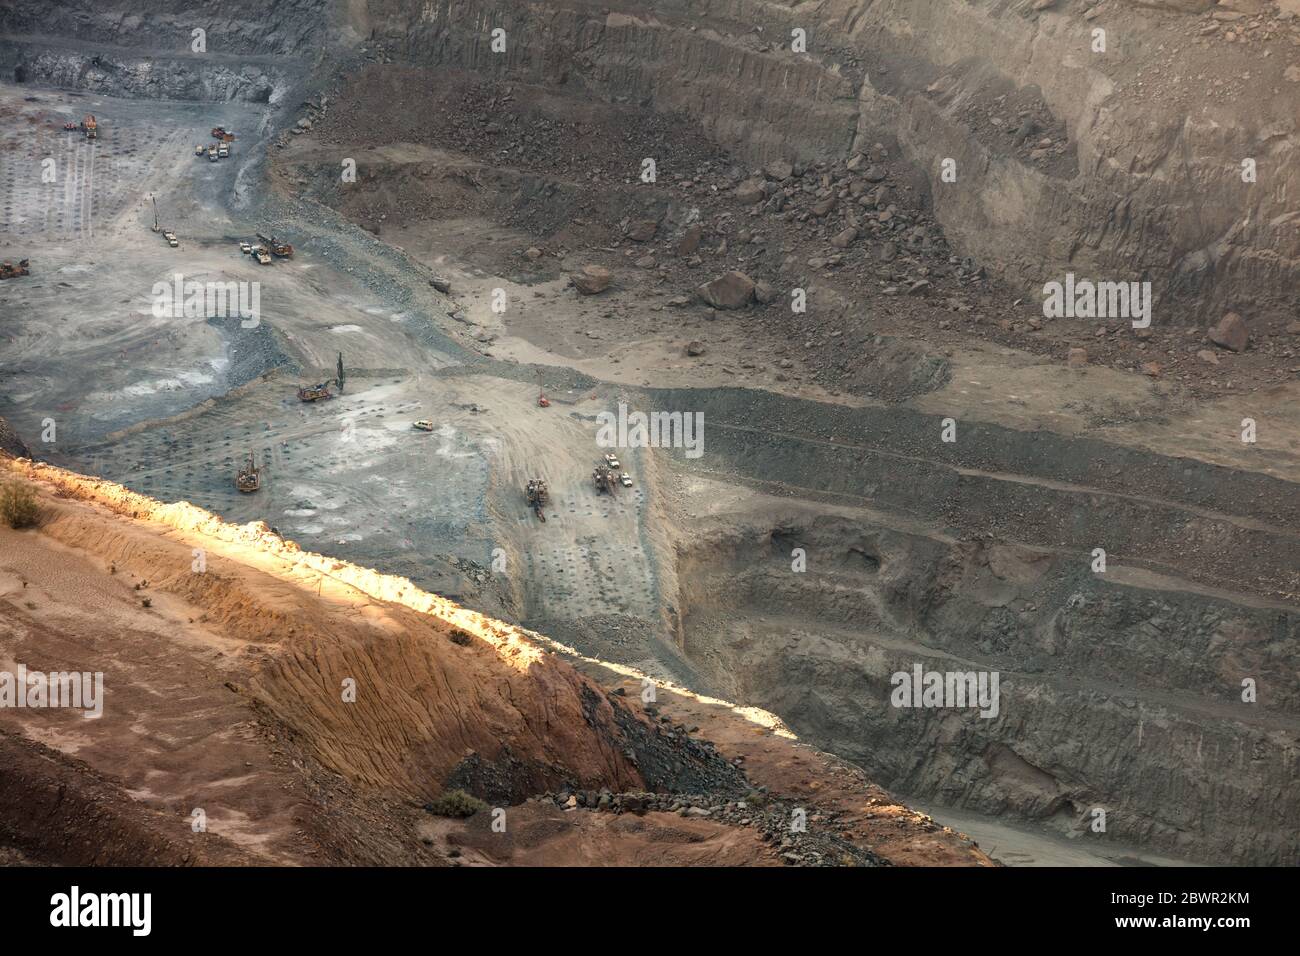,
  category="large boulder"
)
[734,178,766,204]
[1208,312,1249,352]
[572,265,613,295]
[626,219,658,242]
[764,159,793,181]
[811,197,837,217]
[696,271,755,309]
[830,226,858,249]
